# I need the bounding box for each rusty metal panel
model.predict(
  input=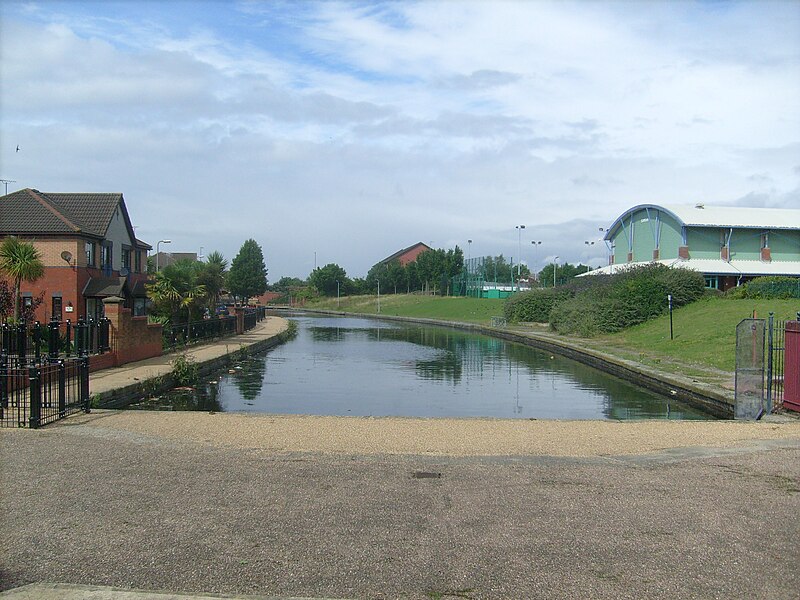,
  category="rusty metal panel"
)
[735,319,765,420]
